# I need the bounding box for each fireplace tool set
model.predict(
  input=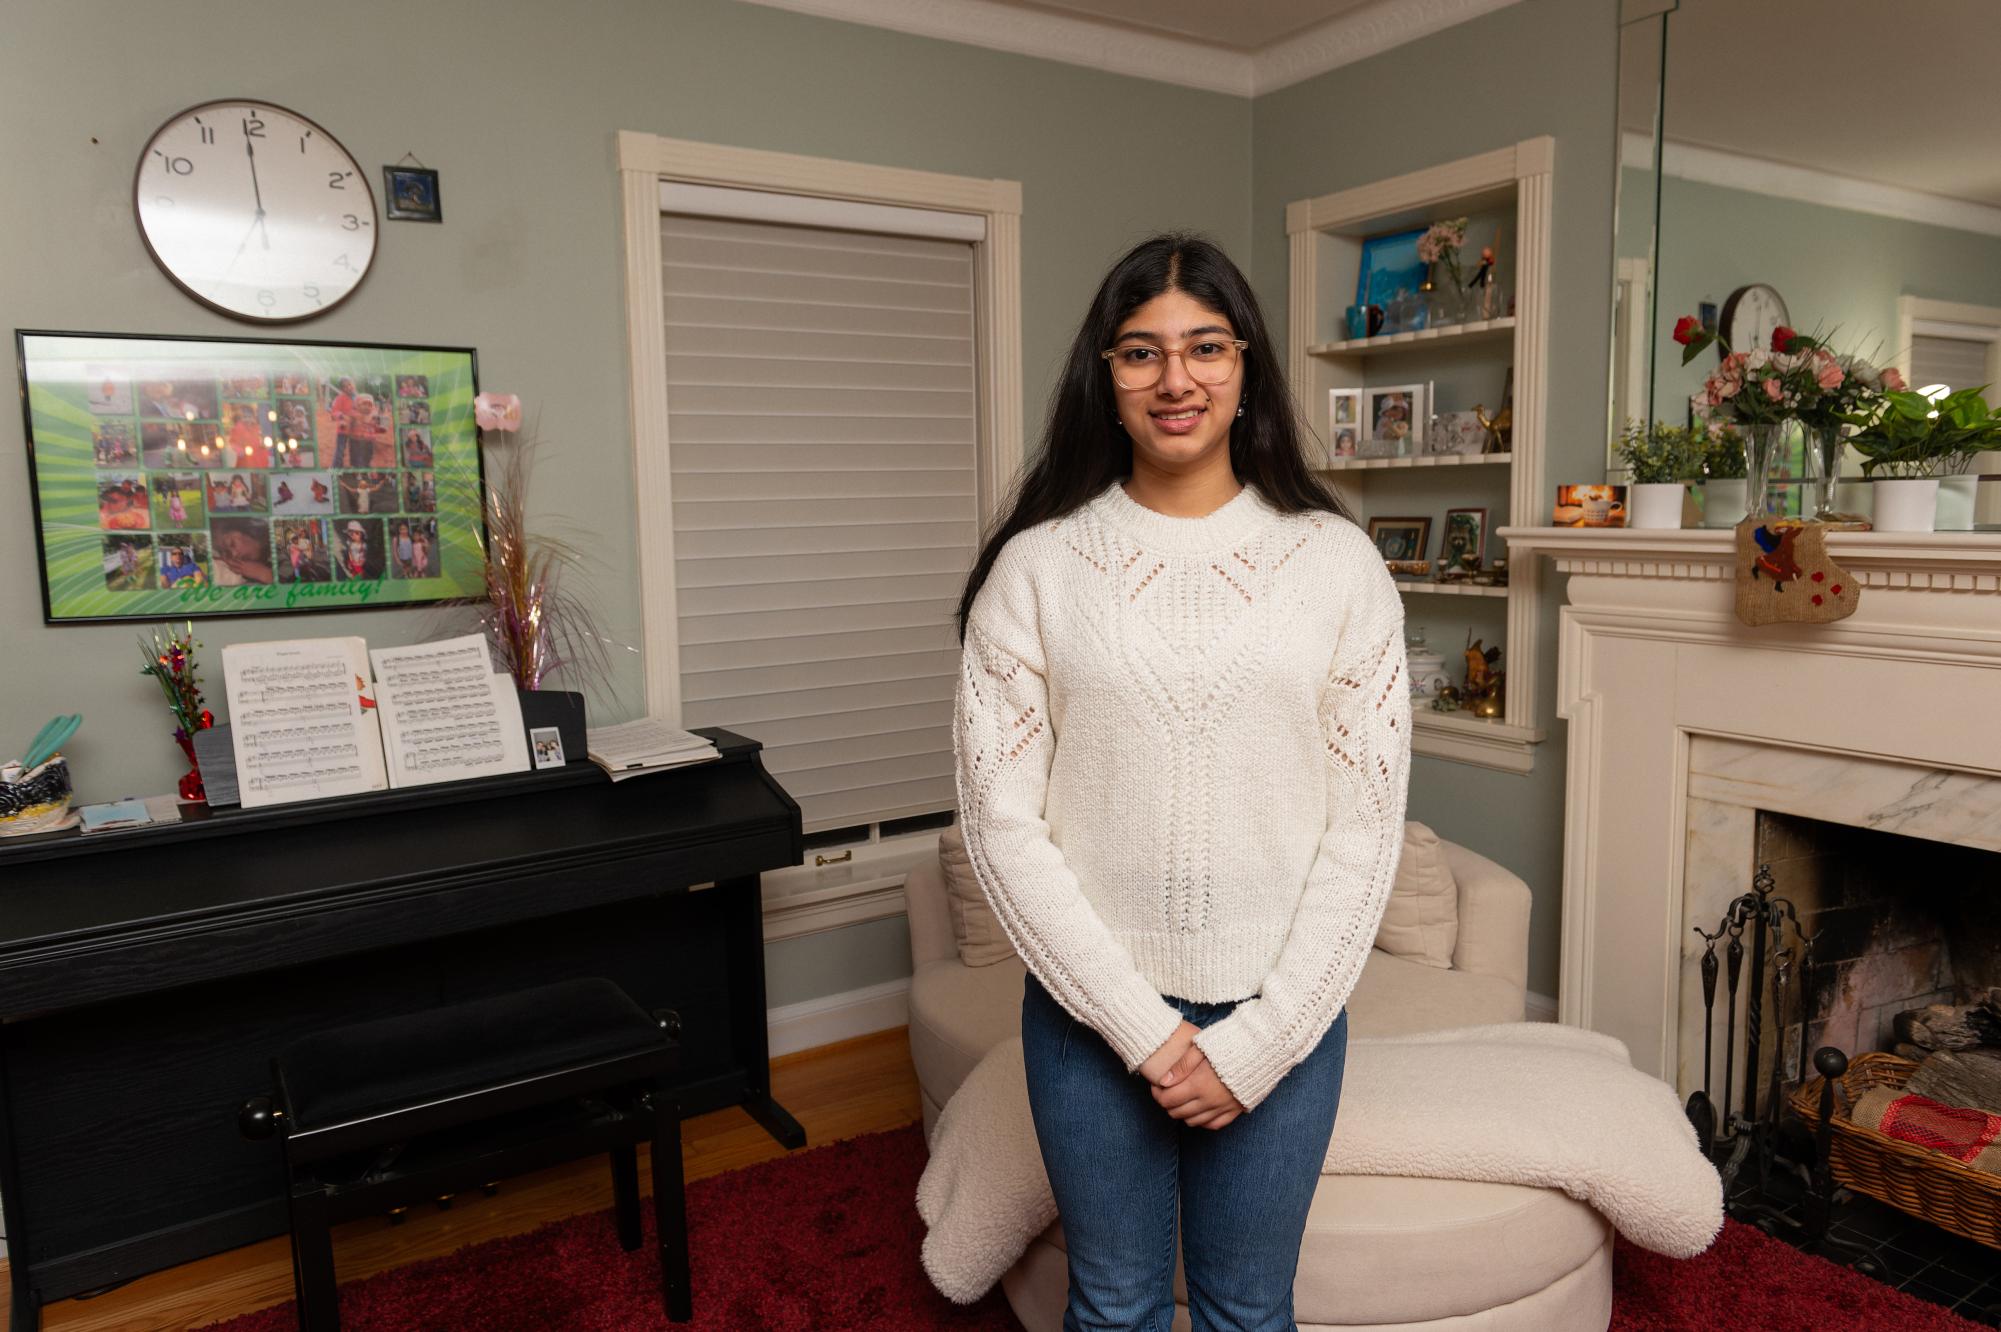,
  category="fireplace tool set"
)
[1685,864,1879,1269]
